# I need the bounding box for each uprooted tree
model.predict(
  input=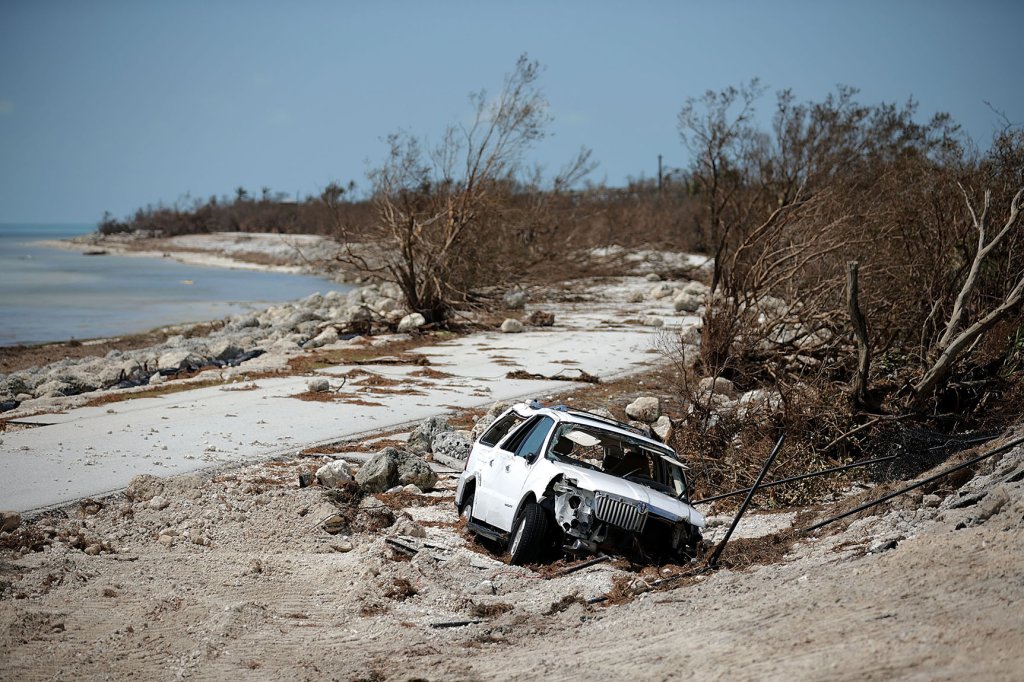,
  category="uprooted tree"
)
[335,55,594,323]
